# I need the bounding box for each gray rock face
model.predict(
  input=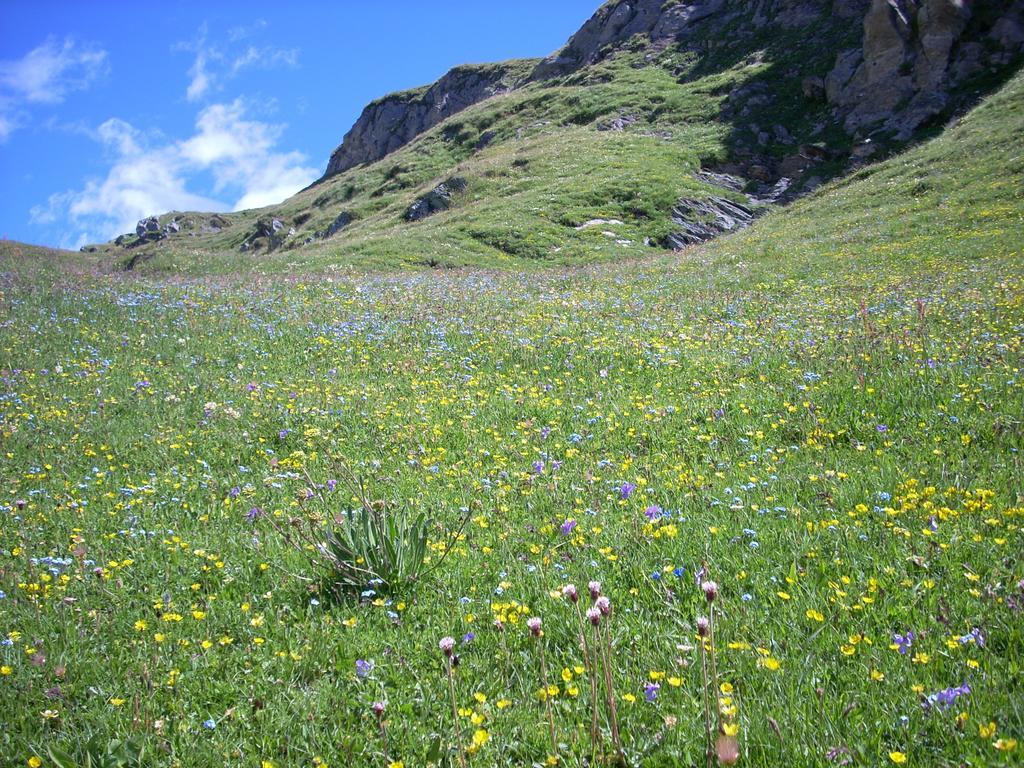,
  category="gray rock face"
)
[826,0,1022,139]
[404,177,467,222]
[323,64,524,179]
